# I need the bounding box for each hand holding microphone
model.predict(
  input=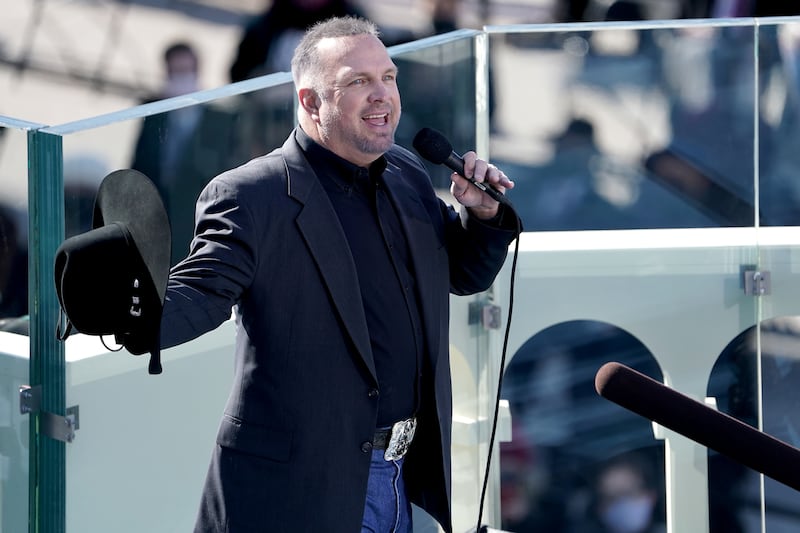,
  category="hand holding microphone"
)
[413,128,514,213]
